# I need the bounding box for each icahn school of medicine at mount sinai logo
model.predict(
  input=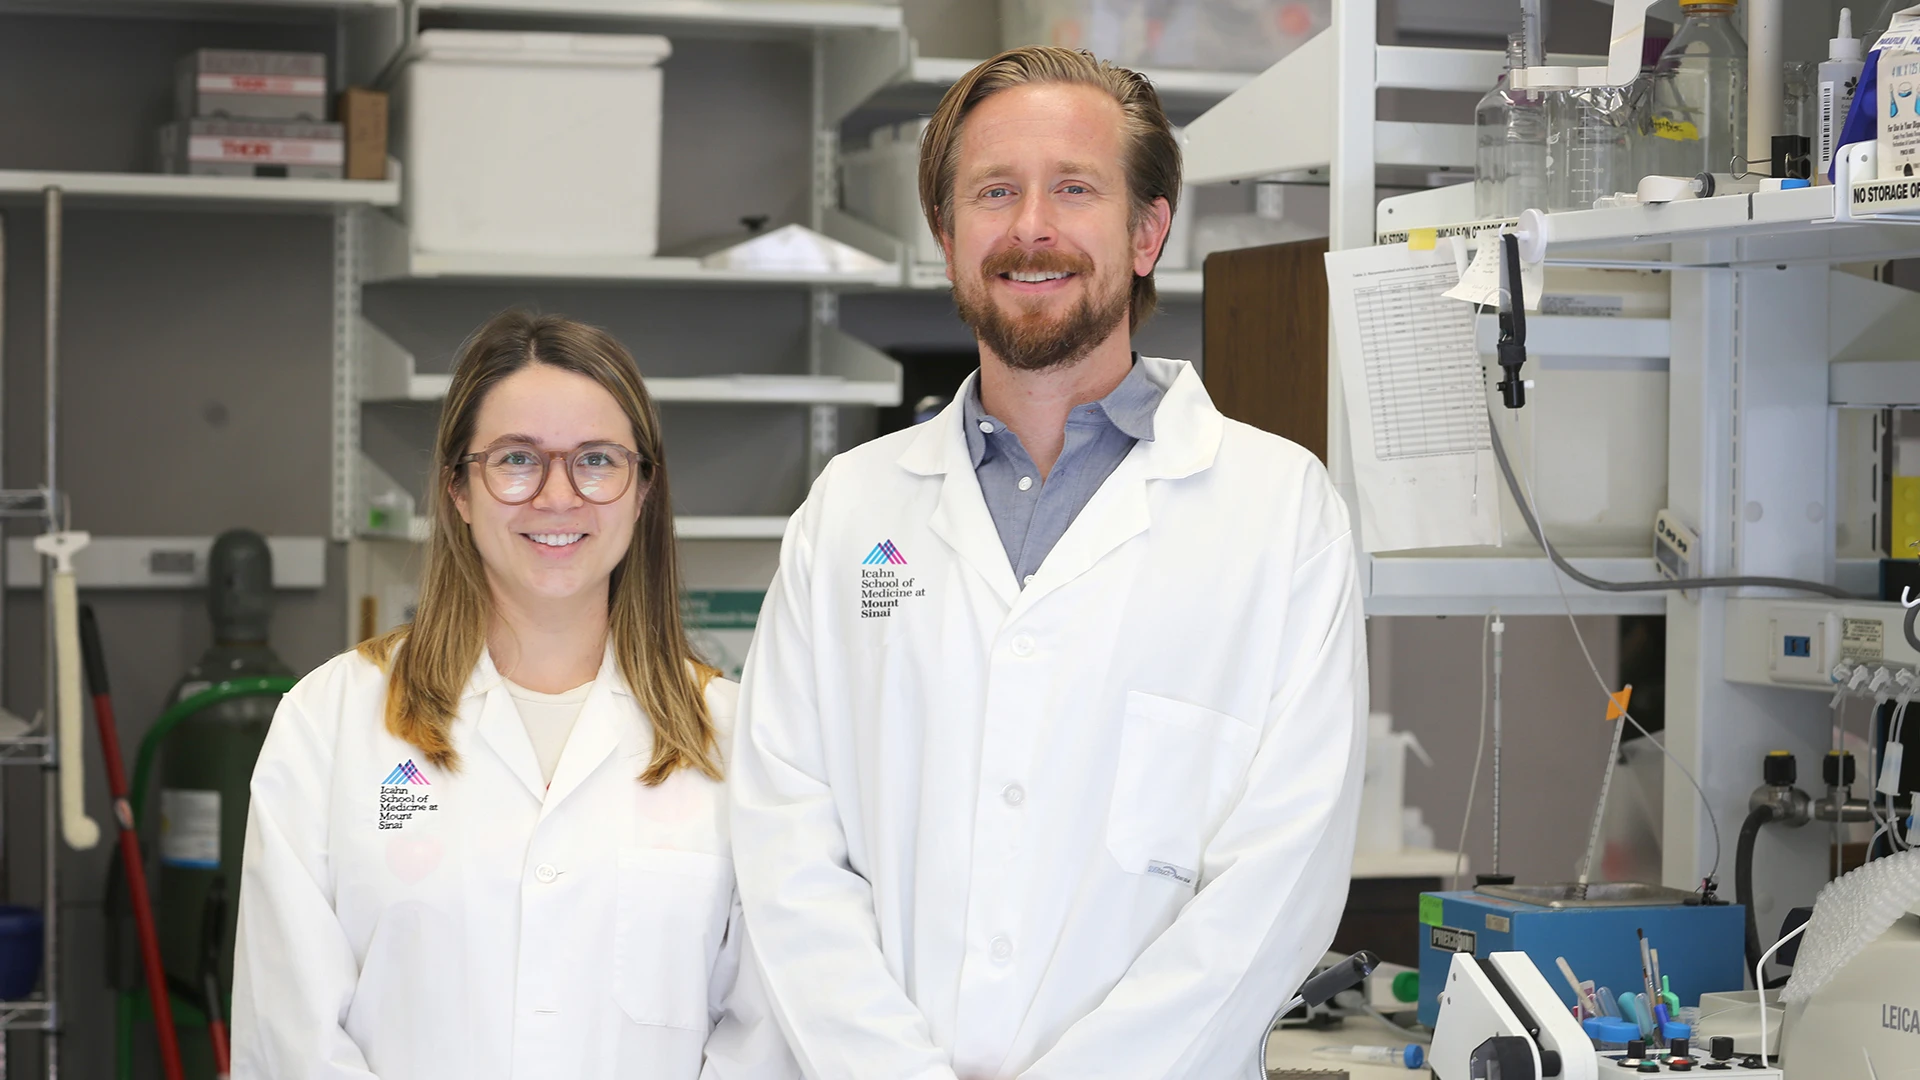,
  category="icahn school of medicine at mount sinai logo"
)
[382,760,432,785]
[862,540,908,566]
[858,540,923,618]
[379,760,438,831]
